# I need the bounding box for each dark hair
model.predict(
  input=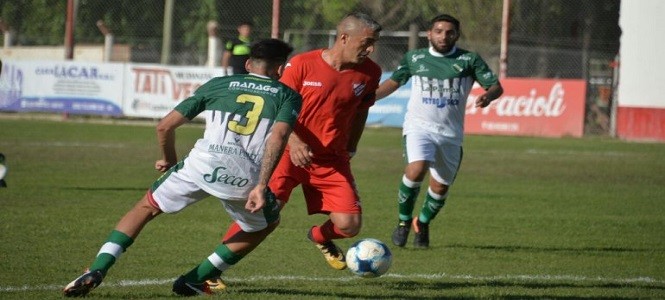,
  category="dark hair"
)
[239,21,253,27]
[250,39,293,64]
[429,14,460,32]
